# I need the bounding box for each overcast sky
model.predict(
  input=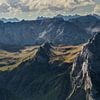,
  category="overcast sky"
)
[0,0,100,19]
